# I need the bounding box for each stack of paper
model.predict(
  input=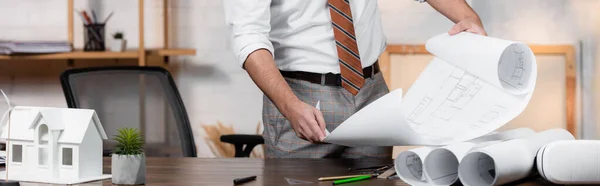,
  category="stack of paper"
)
[0,150,5,165]
[395,128,575,186]
[0,40,72,55]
